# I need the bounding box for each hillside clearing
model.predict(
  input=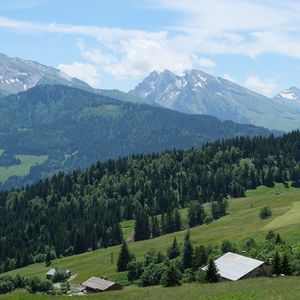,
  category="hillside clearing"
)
[0,154,48,183]
[4,184,300,285]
